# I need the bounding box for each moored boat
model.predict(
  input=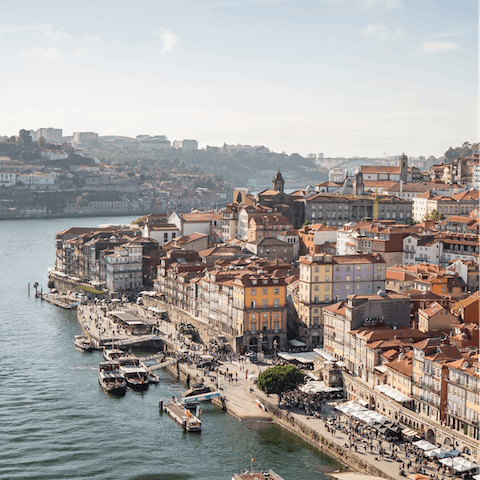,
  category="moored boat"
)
[98,362,127,396]
[103,348,125,362]
[74,334,97,352]
[232,468,287,480]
